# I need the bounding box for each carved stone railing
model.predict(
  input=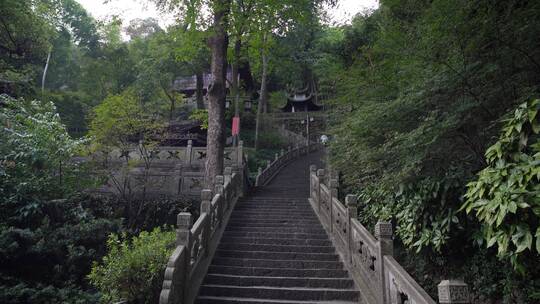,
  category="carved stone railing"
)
[255,143,321,187]
[90,141,246,199]
[91,140,242,168]
[159,163,247,304]
[309,166,470,304]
